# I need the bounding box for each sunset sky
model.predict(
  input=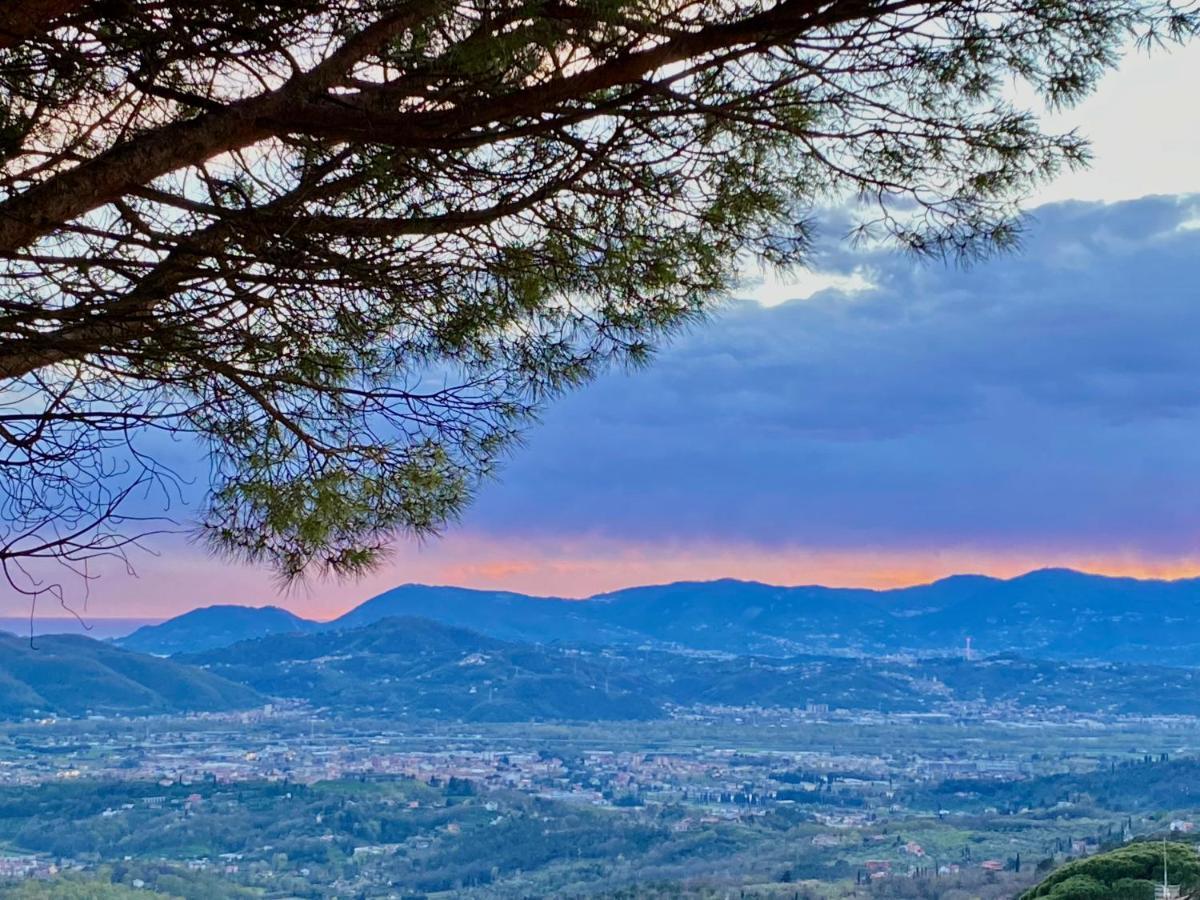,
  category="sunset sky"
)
[6,42,1200,621]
